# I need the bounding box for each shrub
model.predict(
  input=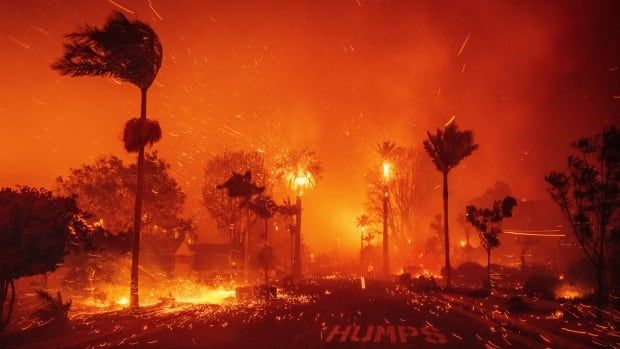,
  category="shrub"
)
[31,290,71,325]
